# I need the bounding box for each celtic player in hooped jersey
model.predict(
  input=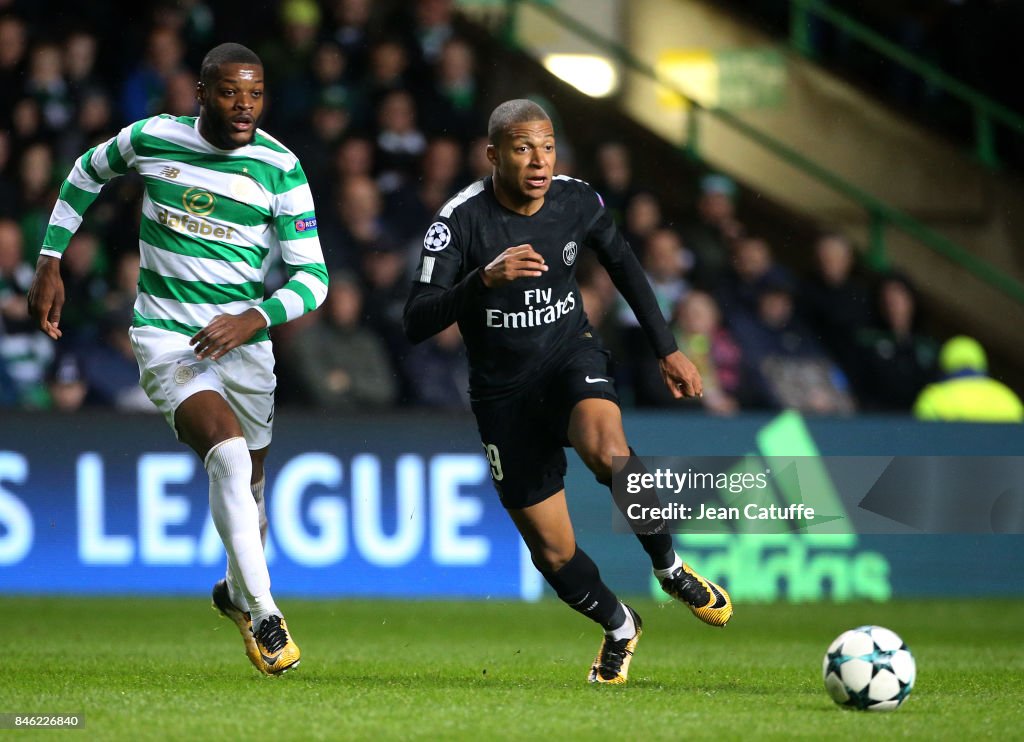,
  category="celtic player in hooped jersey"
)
[28,43,326,675]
